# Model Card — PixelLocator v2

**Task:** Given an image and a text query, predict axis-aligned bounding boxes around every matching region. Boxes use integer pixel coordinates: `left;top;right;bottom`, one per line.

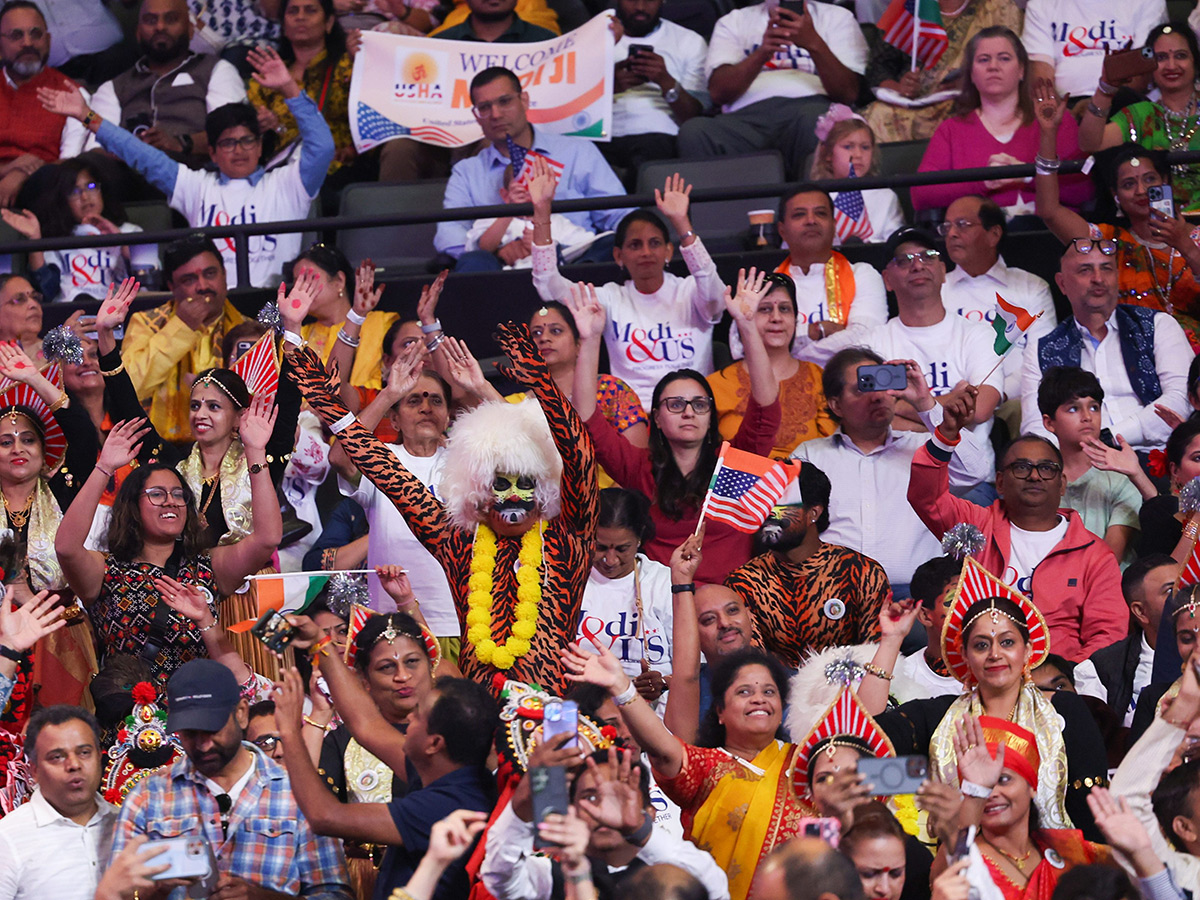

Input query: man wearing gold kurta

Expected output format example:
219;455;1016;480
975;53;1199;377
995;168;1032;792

121;236;245;442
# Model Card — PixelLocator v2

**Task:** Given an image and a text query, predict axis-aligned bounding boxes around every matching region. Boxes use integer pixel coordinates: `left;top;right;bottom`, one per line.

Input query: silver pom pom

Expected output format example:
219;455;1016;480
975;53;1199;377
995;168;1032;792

1181;477;1200;515
257;303;283;334
824;656;863;687
942;522;985;560
326;572;369;618
41;325;83;365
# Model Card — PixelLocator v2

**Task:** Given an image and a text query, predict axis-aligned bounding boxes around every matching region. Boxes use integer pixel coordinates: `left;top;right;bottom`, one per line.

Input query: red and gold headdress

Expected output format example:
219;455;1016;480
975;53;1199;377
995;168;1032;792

0;372;66;474
976;716;1040;790
495;678;613;774
941;557;1049;685
790;686;894;801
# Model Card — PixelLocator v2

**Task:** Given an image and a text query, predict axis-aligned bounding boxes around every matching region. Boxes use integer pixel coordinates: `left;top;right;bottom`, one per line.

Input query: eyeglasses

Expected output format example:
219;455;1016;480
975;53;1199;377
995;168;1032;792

1;27;44;42
214;134;261;152
143;487;187;505
5;290;40;305
1068;238;1117;256
69;182;99;198
936;219;980;236
471;93;520;118
658;396;712;414
1003;459;1063;480
252;734;281;751
890;249;941;270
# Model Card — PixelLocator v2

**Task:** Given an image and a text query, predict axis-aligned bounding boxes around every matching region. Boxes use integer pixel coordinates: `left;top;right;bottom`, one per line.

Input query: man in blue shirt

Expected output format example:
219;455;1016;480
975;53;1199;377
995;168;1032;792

436;65;632;271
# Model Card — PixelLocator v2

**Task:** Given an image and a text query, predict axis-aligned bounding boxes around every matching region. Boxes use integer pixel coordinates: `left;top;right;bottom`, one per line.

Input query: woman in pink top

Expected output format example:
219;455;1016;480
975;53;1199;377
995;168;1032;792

911;26;1092;214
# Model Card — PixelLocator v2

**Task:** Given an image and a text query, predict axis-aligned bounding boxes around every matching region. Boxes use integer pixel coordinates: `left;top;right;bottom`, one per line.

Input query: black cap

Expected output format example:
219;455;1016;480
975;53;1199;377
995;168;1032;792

885;226;939;259
166;659;241;733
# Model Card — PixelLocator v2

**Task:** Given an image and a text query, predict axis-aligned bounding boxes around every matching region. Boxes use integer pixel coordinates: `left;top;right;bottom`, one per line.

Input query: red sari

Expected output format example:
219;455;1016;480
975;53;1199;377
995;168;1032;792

983;830;1111;900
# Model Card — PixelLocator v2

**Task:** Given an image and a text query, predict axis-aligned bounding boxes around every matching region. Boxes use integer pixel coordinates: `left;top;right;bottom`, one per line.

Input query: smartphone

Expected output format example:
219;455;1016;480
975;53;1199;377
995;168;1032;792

250;609;295;655
949;827;972;863
542;700;578;749
857;755;929;795
627;43;653;57
530;765;570;849
796;817;840;847
145;836;214;881
1149;185;1175;221
1099;428;1120;450
777;0;805;14
1102;45;1158;85
856;363;906;393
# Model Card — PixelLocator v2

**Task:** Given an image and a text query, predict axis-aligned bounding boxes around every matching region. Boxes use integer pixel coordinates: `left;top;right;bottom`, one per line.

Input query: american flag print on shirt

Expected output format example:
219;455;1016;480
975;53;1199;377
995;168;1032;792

833;165;873;242
507;134;565;190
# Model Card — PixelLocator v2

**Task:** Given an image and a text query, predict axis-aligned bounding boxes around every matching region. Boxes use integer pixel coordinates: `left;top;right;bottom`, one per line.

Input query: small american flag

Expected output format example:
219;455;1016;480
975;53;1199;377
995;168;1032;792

507;134;564;190
701;443;799;534
878;0;948;68
833;164;873;242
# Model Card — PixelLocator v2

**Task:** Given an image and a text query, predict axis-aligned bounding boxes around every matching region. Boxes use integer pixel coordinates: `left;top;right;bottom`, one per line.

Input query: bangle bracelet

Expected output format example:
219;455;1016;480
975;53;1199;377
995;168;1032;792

303;715;334;733
420;319;442;334
335;329;360;348
99;361;124;377
283;330;304;348
47;392;67;413
1086;101;1109;119
678;230;696;242
671;582;695;594
933;425;961;446
345;308;366;326
1098;78;1117;96
613;681;638;707
863;662;893;681
961;780;993;799
199;616;219;633
330;411;357;434
95;464;113;478
426;334;445;353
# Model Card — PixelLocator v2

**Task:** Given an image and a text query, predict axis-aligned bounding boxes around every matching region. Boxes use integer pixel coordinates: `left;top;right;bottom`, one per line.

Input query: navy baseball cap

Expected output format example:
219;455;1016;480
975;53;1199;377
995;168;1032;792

166;659;241;733
885;226;939;259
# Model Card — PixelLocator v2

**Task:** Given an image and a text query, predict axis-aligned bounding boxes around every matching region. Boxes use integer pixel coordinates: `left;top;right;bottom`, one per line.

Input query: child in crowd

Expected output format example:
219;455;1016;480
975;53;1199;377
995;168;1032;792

464;165;597;269
1039;367;1154;569
0;157;144;302
810;105;904;246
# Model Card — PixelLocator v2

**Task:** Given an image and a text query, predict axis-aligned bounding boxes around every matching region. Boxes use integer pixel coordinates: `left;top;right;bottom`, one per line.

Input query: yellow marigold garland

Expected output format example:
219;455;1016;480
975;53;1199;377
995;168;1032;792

467;522;543;669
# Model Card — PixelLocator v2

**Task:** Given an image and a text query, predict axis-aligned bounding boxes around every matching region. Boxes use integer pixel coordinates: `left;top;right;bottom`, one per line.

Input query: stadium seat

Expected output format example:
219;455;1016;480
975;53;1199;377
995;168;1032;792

877;139;929;225
337;179;450;274
635;152;787;254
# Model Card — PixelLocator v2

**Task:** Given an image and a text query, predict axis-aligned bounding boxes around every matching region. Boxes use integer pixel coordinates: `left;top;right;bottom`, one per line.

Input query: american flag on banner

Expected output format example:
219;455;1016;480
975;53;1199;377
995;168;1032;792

701;443;800;534
231;332;280;406
343;603;375;667
507;134;564;190
878;0;948;68
833;164;873;242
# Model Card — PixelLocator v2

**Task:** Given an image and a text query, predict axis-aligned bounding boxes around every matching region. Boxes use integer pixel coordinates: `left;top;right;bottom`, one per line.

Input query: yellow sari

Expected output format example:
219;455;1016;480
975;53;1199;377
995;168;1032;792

656;740;812;900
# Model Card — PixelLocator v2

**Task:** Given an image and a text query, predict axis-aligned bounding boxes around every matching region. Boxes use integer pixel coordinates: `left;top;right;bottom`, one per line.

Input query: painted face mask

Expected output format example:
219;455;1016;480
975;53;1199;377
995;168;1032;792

492;472;536;525
756;504;807;554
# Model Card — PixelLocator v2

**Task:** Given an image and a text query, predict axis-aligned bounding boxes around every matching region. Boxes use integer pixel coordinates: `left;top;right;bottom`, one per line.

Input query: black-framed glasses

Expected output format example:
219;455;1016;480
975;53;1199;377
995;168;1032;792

1068;238;1117;256
69;182;99;198
143;487;187;505
936;219;980;236
890;249;941;270
252;734;281;751
1;27;44;41
214;134;261;152
1004;459;1063;480
658;396;712;414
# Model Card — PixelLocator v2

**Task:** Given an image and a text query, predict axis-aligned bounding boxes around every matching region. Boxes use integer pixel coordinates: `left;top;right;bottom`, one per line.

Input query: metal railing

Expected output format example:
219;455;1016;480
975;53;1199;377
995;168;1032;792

7;149;1200;286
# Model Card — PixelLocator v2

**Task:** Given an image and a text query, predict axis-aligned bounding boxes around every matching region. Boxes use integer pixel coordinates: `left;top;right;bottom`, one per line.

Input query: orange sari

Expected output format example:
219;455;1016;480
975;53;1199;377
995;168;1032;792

982;830;1111;900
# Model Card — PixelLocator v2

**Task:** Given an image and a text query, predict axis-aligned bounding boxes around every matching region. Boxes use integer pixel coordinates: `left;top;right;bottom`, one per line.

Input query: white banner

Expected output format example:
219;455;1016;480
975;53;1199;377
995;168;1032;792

349;13;615;151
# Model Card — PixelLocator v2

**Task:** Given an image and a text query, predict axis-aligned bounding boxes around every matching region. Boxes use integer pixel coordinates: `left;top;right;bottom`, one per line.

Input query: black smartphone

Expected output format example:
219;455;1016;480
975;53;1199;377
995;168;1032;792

777;0;805;14
627;43;654;57
1099;428;1120;450
856;363;907;392
530;765;570;849
251;609;295;655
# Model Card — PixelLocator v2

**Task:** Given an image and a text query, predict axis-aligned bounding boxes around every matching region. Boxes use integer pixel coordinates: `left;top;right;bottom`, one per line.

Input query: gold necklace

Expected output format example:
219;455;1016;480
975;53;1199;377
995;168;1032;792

3;491;34;528
984;839;1035;872
197;476;219;529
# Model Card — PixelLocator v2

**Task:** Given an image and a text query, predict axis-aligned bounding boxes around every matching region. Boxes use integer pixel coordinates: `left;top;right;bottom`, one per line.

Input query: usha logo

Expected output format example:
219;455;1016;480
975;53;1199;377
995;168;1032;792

394;50;446;102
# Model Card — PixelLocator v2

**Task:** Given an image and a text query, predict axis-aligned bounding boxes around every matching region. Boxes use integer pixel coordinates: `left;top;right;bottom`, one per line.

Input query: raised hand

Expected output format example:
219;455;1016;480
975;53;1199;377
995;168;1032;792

353;258;384;316
527;155;559;211
654;173;692;229
820;768;872;830
1032;76;1066;133
97;418;151;472
938;383;978;441
1086;787;1154;859
536;807;591;867
238;391;278;452
96;277;140;336
561;638;626;690
272;666;307;739
879;597;920;645
574;747;645;832
1155;403;1187;432
0;209;40;240
1081;434;1139;477
248;46;297;94
154;576;213;624
494;321;550;389
562;282;606;341
376;564;416;608
426;810;489;868
0;341;41;384
417;270;449;328
36;84;90;120
724;267;770;323
915;781;965;846
669;529;704;585
440;336;490;396
383;338;425;402
282;613;322;651
279;266;322;330
0;587;64;653
954;715;1003;790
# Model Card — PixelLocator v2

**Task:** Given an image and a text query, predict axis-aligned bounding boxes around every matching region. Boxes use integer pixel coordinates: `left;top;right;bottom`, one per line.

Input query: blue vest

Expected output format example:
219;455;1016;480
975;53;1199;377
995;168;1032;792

1037;305;1162;405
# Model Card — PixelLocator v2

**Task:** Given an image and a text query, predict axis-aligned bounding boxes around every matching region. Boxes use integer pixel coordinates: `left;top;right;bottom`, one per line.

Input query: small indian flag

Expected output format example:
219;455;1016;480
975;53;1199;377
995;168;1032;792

991;292;1040;355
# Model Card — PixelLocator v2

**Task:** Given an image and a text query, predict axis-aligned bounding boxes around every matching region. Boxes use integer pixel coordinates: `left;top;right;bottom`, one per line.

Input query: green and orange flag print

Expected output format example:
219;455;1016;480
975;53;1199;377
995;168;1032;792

991;292;1041;356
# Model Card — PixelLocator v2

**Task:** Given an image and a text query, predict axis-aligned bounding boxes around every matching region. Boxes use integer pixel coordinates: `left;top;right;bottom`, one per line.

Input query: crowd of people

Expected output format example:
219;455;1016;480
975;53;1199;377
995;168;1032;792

6;1;1200;900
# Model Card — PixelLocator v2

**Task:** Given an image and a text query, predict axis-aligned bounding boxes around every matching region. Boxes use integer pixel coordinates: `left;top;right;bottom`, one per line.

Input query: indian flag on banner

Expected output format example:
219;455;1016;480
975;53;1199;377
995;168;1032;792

991;292;1040;355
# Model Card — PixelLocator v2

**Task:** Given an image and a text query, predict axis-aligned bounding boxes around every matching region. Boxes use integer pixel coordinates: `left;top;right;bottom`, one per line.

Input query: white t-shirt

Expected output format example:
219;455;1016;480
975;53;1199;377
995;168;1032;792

465;214;595;267
705;0;868;112
578;555;674;679
1004;517;1068;596
531;238;726;406
170;152;314;288
1022;0;1167;97
614;19;710;136
340;444;459;637
830;189;905;247
46;222;144;302
894;651;962;703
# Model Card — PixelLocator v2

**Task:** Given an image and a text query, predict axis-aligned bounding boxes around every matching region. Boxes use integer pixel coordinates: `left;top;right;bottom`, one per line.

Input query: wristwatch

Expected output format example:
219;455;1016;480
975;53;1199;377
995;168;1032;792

664;86;680;103
178;132;194;155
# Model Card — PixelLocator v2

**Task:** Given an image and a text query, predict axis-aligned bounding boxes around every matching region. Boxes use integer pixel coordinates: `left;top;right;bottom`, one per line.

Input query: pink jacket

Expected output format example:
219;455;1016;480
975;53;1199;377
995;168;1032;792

908;442;1127;662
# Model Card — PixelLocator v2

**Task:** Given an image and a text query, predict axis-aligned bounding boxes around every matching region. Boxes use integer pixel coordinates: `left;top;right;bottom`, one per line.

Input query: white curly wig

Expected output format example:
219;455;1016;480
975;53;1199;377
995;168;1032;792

437;398;563;532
